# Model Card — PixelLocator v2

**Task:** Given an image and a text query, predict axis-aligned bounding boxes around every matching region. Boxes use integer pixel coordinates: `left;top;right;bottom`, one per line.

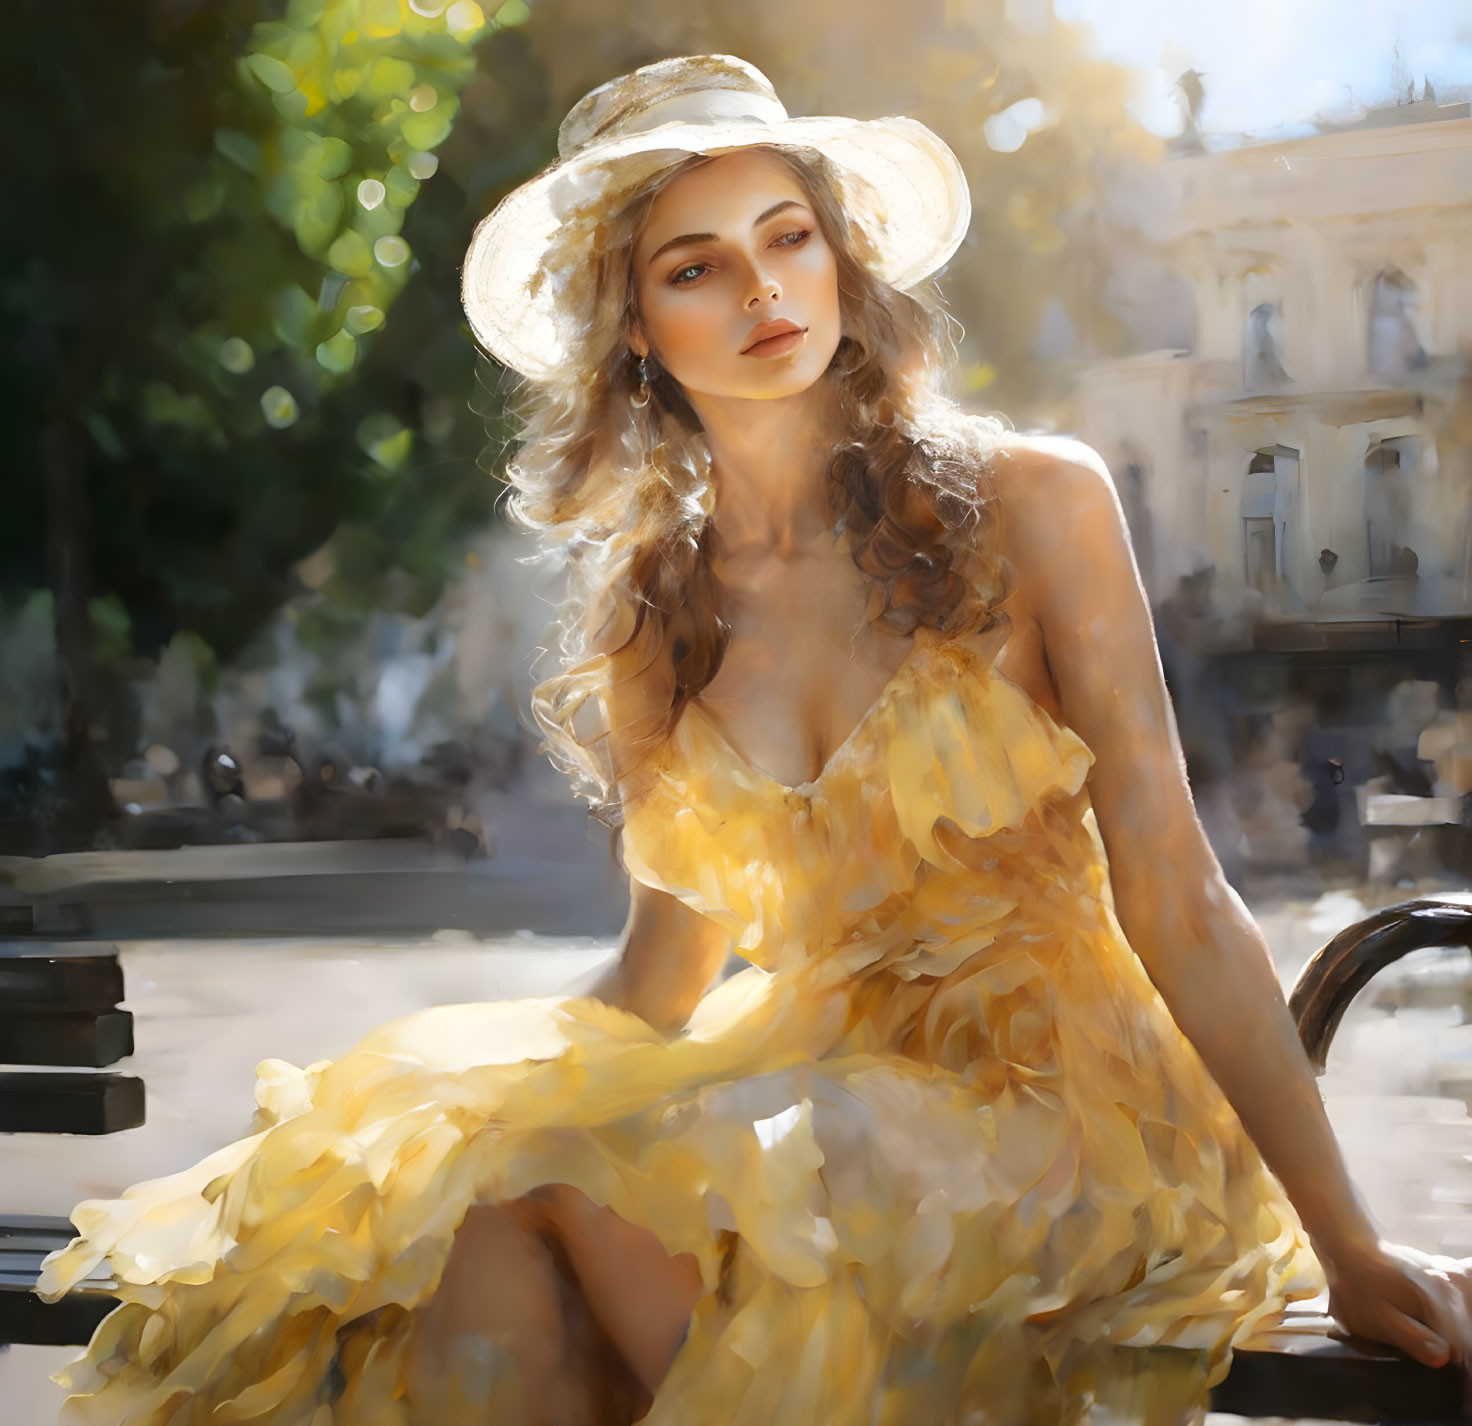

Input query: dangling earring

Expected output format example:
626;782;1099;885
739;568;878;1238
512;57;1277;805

630;354;651;409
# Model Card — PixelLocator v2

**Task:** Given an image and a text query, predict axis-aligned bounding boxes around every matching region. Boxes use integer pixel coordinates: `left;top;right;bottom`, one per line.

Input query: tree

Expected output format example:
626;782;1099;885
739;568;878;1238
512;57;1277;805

2;0;532;845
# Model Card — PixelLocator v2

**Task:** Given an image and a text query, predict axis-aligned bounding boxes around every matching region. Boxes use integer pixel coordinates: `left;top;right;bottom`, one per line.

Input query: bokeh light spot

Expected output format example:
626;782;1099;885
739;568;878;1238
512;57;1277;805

218;337;255;374
409;84;438;113
406;152;439;180
373;235;411;268
984;97;1047;153
357;178;387;210
260;386;300;429
345;304;385;335
446;1;486;39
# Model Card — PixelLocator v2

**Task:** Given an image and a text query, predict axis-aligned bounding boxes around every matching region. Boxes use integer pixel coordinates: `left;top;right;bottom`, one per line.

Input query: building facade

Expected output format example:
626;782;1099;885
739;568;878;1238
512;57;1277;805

1068;104;1472;623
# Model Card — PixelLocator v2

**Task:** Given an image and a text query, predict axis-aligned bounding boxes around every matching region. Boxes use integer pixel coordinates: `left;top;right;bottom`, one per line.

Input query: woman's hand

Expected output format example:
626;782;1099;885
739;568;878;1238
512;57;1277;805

1322;1234;1472;1377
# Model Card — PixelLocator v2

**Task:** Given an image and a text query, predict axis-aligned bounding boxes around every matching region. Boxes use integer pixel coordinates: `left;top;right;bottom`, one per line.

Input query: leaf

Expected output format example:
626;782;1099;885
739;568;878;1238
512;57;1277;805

400;107;454;150
267;284;318;348
272;88;311;122
141;382;217;434
85;410;125;460
383;165;419;207
316;329;357;373
293;177;345;254
317;137;354;181
285;30;324;72
326;229;374;277
364;56;416;100
286;0;328;24
356;199;404;239
183;175;227;223
363;0;405;35
245;52;297;95
88;594;132;665
214;128;262;174
356;412;412;470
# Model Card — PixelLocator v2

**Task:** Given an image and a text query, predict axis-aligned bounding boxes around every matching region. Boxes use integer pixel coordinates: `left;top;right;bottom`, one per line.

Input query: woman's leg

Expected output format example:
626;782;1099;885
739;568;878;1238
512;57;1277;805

406;1198;645;1426
532;1182;705;1395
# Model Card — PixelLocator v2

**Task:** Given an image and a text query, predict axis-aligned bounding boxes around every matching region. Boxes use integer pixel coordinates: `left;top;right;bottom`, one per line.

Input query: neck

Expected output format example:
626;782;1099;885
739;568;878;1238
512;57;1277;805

684;377;842;558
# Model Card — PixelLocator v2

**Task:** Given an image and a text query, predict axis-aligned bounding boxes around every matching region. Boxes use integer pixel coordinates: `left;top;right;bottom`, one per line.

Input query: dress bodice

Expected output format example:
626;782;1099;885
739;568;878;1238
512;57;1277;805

620;625;1100;979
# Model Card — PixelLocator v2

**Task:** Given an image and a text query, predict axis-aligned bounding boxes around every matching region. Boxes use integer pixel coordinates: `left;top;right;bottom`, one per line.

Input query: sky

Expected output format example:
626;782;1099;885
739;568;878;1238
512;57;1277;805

1053;0;1472;140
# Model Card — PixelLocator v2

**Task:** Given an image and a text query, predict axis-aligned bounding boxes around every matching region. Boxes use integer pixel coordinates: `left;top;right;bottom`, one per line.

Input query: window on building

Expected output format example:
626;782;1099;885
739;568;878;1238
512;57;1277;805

1242;452;1278;594
1244;302;1290;390
1242;446;1301;601
1244;517;1276;595
1365;435;1420;575
1367;267;1426;378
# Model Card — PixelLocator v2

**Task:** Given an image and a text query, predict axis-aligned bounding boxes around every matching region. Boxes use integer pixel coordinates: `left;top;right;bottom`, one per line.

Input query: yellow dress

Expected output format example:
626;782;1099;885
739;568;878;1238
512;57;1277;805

41;625;1322;1424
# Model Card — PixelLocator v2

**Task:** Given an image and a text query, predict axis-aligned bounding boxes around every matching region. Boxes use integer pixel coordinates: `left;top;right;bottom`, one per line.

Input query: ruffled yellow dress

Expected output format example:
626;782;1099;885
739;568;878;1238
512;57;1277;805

41;626;1322;1424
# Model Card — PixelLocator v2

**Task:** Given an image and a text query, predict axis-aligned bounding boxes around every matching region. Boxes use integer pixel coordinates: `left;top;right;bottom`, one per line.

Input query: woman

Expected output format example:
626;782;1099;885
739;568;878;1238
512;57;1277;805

42;53;1472;1426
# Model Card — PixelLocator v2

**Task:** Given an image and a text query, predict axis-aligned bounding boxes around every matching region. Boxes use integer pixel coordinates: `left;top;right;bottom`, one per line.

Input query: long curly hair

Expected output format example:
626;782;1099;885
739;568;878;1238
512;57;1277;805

499;144;1009;825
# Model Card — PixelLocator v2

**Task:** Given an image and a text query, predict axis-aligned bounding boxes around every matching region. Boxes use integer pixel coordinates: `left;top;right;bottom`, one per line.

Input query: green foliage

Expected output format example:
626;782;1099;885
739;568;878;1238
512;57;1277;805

88;595;133;667
218;0;514;420
2;0;541;673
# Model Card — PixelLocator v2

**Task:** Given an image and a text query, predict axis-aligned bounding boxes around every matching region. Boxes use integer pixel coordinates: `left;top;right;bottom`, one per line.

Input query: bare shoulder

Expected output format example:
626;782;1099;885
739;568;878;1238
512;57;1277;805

986;432;1115;517
982;432;1123;582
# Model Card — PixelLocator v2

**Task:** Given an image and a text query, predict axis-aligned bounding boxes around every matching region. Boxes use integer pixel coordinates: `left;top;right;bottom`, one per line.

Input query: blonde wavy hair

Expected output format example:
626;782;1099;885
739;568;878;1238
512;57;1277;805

500;144;1009;825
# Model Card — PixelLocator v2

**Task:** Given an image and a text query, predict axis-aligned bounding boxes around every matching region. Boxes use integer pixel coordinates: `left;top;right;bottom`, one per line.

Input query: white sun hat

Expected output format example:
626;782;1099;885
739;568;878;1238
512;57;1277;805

460;54;972;381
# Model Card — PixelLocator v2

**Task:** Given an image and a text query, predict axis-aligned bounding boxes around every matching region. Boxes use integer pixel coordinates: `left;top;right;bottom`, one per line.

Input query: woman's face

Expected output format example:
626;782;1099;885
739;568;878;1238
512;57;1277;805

630;149;843;404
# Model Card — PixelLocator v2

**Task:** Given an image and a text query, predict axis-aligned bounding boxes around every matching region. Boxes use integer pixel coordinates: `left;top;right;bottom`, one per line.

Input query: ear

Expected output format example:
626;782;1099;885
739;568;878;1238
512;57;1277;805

628;321;649;360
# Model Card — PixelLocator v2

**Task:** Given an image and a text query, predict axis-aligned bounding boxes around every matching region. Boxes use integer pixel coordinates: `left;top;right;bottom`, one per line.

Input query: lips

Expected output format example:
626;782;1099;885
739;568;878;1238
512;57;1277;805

741;319;805;354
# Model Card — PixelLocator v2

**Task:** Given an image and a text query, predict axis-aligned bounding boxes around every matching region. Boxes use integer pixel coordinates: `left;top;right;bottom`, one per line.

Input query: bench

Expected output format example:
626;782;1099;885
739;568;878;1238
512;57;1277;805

4;901;1472;1421
0;940;144;1347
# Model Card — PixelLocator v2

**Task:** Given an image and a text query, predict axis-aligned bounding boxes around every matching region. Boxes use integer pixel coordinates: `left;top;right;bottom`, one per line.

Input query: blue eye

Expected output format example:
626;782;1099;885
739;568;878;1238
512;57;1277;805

667;231;811;288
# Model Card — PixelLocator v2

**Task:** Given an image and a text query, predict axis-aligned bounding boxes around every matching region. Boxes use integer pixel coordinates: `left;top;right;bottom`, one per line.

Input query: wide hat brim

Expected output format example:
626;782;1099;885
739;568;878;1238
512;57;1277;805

461;113;971;381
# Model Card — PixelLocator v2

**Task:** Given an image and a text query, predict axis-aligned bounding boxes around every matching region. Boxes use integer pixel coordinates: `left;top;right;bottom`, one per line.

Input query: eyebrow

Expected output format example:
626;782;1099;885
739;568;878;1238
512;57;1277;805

644;199;808;266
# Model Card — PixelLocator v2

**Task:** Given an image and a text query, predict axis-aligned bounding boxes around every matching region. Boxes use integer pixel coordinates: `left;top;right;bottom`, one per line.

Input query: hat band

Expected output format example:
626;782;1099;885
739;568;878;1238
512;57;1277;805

568;88;789;156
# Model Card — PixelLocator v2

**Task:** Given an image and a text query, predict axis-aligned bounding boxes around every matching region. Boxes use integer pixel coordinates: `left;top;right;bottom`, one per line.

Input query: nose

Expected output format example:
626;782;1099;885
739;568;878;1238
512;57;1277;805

743;258;782;310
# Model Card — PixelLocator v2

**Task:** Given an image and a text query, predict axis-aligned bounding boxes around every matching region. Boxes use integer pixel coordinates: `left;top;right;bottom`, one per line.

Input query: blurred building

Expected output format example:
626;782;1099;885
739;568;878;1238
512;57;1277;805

1067;101;1472;878
1069;100;1472;628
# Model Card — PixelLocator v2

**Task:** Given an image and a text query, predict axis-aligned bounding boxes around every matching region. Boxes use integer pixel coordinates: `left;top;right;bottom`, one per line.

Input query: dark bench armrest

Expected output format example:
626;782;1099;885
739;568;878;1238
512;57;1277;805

1289;899;1472;1072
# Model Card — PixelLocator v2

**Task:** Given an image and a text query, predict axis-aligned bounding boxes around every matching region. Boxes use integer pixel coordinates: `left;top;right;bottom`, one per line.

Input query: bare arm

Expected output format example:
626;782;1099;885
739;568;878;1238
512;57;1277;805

593;877;732;1036
997;436;1471;1368
589;642;732;1035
